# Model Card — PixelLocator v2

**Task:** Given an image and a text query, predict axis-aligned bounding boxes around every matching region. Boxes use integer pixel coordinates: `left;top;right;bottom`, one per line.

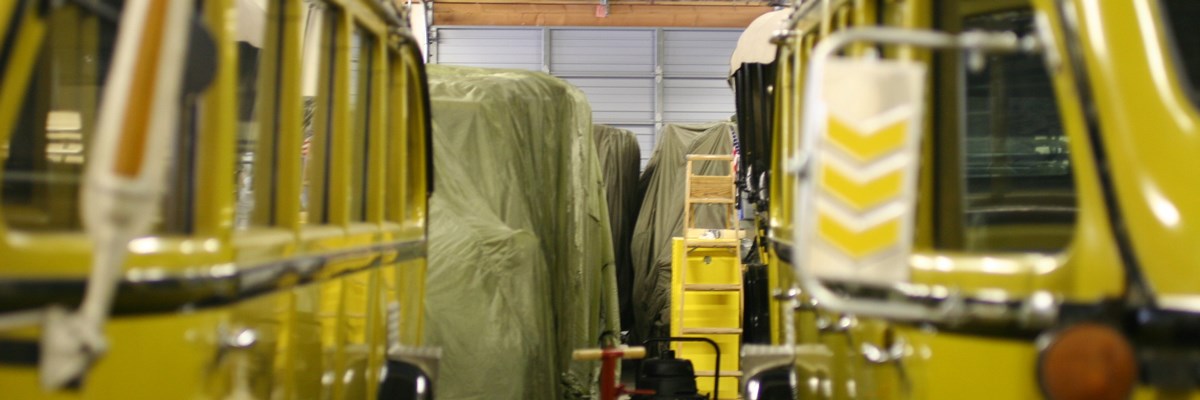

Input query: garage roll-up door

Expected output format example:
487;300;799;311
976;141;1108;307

433;27;742;167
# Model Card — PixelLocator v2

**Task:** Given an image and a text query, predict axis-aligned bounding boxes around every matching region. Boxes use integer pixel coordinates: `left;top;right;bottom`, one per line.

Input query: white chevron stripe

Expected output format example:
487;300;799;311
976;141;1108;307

819;148;914;183
810;244;909;286
826;104;918;137
814;197;907;232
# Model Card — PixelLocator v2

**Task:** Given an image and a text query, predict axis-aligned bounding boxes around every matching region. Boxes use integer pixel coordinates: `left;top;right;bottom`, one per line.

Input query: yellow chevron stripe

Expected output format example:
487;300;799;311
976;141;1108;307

817;213;901;259
819;165;903;211
826;116;908;162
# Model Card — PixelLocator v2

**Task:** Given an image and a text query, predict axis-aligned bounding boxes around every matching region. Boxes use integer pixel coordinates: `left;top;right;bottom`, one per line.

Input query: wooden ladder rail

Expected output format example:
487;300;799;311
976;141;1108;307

676;154;744;398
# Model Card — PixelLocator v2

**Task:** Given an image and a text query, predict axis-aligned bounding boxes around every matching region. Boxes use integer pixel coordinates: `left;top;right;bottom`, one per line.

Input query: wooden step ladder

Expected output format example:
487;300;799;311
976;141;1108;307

682;154;740;249
672;154;743;399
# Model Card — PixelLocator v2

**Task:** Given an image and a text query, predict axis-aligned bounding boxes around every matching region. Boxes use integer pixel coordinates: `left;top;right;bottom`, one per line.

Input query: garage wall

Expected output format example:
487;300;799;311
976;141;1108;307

431;27;741;166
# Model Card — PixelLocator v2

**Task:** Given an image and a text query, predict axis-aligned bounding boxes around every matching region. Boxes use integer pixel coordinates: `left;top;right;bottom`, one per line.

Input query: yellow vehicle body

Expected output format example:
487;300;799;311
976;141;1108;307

753;0;1200;398
0;0;432;398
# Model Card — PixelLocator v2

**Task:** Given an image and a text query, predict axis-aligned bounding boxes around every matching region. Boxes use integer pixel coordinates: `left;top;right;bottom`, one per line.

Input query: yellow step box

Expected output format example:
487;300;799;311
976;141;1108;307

670;238;743;400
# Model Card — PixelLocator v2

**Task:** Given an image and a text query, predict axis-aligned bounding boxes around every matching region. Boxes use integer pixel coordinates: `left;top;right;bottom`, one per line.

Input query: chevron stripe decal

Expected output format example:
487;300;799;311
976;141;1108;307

826;116;908;162
817;212;901;258
804;58;927;287
819;162;904;212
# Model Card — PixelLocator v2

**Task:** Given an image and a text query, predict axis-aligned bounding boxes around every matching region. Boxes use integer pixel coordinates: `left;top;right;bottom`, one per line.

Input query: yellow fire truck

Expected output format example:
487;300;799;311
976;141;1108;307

730;0;1200;398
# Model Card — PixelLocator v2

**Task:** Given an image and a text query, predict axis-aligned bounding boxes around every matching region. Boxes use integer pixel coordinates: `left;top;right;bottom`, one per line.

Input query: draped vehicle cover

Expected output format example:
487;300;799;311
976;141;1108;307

592;125;643;331
630;121;736;343
424;65;619;400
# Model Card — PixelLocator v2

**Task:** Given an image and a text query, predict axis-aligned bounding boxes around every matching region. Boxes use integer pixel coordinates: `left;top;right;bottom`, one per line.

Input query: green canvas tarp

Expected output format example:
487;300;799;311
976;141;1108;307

630;121;736;343
592;125;642;331
424;65;619;399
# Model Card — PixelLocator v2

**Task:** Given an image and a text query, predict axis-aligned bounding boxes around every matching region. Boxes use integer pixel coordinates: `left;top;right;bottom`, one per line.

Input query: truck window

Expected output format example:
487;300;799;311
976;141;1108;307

2;4;198;234
955;10;1077;252
1161;0;1200;102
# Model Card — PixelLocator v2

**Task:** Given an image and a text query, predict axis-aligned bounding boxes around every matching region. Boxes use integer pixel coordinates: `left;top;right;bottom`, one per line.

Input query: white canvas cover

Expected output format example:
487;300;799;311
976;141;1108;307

729;9;790;77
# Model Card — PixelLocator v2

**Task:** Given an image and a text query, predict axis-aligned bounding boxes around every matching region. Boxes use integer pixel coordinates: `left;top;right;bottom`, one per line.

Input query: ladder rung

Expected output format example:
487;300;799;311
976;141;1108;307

688;197;736;204
683;284;742;292
684;239;739;248
685;228;744;238
695;370;744;377
682;327;743;335
686;154;735;161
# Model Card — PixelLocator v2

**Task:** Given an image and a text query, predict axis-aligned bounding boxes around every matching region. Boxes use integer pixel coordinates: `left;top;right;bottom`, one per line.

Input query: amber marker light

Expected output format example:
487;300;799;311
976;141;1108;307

1038;323;1137;400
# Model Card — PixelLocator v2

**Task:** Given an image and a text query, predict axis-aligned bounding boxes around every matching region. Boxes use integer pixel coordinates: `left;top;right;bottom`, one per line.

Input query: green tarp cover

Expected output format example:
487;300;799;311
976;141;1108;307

630;121;736;343
425;65;619;399
592;125;642;331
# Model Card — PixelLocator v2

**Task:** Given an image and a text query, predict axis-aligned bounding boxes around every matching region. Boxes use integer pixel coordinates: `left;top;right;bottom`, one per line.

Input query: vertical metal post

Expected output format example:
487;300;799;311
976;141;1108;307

542;27;552;73
425;2;435;63
428;27;438;64
654;28;665;138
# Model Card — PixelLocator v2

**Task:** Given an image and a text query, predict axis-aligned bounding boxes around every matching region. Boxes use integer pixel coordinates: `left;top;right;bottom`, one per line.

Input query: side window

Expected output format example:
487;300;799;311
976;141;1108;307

403;62;428;224
2;4;200;234
2;6;124;231
1161;0;1200;101
348;27;374;222
234;0;268;229
953;10;1076;252
385;52;408;224
300;5;334;224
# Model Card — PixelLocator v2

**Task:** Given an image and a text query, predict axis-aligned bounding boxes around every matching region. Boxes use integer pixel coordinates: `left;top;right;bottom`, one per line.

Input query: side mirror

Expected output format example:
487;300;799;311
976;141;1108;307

789;27;1040;323
379;359;435;400
379;345;441;400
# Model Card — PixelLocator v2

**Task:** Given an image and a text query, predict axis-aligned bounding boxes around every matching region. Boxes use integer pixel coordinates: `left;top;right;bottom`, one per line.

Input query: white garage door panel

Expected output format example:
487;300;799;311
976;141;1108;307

663;30;740;77
664;56;735;76
566;77;654;122
439;44;541;56
553;43;655;56
553;55;652;70
551;30;655;75
437;54;540;65
664;78;734;122
566;78;657;88
553;29;652;41
436;28;542;71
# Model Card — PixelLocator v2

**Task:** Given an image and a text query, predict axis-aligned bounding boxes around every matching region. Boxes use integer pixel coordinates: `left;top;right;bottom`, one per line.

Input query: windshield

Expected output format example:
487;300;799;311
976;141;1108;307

2;5;120;232
1160;0;1200;104
955;9;1077;252
1;3;196;234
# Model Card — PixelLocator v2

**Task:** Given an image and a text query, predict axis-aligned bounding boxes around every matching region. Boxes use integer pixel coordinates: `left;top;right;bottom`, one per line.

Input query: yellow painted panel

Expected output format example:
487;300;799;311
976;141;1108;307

291;283;327;397
896;326;1042;400
1133;388;1200;400
820;165;904;211
826;116;907;162
395;258;427;346
817;213;901;258
0;303;225;398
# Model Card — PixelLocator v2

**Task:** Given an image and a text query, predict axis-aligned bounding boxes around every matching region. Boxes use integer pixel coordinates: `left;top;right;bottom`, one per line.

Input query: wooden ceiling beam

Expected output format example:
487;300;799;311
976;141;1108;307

434;0;771;5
